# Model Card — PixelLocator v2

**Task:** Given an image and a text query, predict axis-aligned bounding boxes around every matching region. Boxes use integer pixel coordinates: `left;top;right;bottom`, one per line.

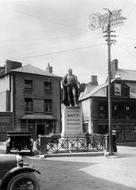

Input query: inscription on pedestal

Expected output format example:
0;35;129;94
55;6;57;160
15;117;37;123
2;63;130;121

61;106;84;138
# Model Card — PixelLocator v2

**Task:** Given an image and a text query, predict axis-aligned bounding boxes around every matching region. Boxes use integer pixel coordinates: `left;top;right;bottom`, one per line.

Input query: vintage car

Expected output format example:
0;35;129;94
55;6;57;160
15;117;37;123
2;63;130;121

0;154;40;190
5;131;34;155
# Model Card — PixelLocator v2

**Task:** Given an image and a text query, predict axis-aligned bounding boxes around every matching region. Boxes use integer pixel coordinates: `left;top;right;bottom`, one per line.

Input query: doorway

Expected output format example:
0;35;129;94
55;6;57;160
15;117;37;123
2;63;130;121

37;124;45;136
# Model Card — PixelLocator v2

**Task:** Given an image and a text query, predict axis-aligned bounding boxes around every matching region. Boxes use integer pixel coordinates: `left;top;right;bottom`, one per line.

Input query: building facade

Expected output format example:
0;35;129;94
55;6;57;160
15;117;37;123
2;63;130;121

79;59;136;142
0;60;62;140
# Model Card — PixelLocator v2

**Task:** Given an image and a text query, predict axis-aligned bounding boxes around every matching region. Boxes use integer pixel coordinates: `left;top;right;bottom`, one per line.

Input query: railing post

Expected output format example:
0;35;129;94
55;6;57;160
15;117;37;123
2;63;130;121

40;136;47;154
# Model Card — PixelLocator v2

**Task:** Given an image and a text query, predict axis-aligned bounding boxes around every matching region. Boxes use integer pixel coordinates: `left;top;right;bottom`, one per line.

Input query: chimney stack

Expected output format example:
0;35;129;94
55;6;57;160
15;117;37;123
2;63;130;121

90;75;98;85
5;60;22;74
111;59;118;78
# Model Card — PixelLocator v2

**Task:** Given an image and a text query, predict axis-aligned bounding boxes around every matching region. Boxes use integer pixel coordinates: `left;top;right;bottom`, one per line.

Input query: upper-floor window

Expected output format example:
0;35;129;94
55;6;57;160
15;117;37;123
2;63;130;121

99;104;108;119
44;81;51;91
126;106;130;111
100;105;104;111
44;99;52;113
112;103;123;119
25;98;33;112
24;80;33;89
125;103;136;119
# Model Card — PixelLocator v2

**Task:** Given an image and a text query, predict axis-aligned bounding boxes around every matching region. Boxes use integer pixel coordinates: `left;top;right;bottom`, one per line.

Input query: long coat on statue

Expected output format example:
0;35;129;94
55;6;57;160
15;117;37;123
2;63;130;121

62;74;79;107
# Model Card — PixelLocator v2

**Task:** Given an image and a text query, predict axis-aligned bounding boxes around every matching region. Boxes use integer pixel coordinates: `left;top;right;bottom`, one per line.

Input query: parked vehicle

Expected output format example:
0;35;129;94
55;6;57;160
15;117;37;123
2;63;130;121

0;154;40;190
5;131;34;155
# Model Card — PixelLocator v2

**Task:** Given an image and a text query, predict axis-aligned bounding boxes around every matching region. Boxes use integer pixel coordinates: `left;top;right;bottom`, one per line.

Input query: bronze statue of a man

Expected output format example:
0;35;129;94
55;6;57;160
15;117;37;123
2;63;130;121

62;69;80;107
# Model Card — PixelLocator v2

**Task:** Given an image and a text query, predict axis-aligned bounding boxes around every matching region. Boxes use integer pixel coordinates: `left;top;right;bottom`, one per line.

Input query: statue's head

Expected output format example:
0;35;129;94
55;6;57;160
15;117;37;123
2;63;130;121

68;68;72;74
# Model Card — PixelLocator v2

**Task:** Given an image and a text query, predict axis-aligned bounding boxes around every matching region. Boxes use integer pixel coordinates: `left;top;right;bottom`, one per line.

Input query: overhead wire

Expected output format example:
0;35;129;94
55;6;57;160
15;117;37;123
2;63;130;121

116;37;134;47
117;35;136;41
0;34;104;57
0;9;102;49
1;1;136;66
116;43;136;57
0;0;109;51
117;38;136;46
0;32;102;45
0;43;105;63
0;3;94;45
15;9;85;32
0;6;103;57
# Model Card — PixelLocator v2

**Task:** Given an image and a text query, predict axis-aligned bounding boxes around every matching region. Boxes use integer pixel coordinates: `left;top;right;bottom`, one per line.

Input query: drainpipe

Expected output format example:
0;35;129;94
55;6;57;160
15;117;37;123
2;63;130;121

13;74;16;129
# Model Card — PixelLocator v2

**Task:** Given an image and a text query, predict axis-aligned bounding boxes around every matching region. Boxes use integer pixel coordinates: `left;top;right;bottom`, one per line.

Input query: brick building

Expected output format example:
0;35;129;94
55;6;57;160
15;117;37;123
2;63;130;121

0;60;62;140
79;59;136;142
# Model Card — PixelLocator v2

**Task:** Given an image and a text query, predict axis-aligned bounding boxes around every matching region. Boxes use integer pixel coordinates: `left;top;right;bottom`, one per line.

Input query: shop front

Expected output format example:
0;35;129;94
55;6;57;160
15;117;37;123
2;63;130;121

21;115;55;140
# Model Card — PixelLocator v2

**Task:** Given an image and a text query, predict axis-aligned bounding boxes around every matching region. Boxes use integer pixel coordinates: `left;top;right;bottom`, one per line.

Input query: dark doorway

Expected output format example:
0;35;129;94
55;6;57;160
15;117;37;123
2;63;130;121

37;124;45;136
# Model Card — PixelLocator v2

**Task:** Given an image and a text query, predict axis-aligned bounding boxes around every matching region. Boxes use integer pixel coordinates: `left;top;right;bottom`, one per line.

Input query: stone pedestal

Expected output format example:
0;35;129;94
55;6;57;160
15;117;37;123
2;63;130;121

61;106;84;138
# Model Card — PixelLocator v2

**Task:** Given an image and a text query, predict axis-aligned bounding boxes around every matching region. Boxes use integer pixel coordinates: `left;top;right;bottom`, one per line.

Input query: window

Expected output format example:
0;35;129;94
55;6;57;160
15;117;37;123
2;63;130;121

126;106;130;111
25;98;33;112
125;105;130;120
114;105;117;111
112;103;123;119
24;80;33;89
99;104;108;119
125;103;136;119
44;81;51;91
33;99;44;113
98;125;108;134
100;106;104;111
46;120;54;135
44;99;52;113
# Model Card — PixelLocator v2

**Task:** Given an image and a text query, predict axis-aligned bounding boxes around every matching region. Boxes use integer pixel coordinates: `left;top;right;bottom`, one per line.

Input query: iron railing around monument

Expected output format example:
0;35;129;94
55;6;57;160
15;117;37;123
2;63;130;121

38;134;108;154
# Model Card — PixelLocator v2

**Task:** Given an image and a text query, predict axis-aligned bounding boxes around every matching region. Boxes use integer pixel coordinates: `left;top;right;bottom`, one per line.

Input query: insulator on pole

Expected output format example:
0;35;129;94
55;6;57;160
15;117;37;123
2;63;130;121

103;30;108;33
103;35;108;38
110;35;116;37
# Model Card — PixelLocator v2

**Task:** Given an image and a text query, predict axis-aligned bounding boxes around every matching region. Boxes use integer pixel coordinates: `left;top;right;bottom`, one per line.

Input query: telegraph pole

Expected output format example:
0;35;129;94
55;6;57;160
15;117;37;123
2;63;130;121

103;8;114;155
89;8;125;155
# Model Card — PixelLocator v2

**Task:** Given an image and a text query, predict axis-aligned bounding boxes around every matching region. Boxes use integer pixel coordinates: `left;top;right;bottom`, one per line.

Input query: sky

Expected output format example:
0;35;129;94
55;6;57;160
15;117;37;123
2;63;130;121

0;0;136;84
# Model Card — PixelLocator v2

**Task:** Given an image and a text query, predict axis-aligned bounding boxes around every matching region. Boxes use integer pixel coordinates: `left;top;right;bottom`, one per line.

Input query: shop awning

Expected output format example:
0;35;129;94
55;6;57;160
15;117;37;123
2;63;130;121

21;114;55;120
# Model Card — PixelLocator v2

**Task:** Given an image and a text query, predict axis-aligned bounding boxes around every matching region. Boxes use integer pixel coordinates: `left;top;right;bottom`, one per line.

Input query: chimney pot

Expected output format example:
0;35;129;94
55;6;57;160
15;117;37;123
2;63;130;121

46;63;53;73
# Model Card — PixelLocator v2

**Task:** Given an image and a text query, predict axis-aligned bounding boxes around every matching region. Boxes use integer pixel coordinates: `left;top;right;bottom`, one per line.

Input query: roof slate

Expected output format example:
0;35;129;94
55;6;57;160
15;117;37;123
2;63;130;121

11;64;61;78
79;82;108;101
116;69;136;81
80;67;136;101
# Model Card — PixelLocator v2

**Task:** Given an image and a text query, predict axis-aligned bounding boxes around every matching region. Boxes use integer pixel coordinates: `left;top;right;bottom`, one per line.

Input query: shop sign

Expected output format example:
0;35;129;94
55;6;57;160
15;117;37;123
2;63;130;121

114;83;121;96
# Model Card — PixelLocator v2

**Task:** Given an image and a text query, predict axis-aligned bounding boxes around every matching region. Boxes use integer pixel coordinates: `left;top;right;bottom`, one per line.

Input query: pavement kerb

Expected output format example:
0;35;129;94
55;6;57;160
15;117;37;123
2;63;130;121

33;151;104;159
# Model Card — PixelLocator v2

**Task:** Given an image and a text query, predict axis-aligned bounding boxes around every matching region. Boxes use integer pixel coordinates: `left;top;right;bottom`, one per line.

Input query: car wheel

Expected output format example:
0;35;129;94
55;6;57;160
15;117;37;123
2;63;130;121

30;148;33;156
7;172;40;190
